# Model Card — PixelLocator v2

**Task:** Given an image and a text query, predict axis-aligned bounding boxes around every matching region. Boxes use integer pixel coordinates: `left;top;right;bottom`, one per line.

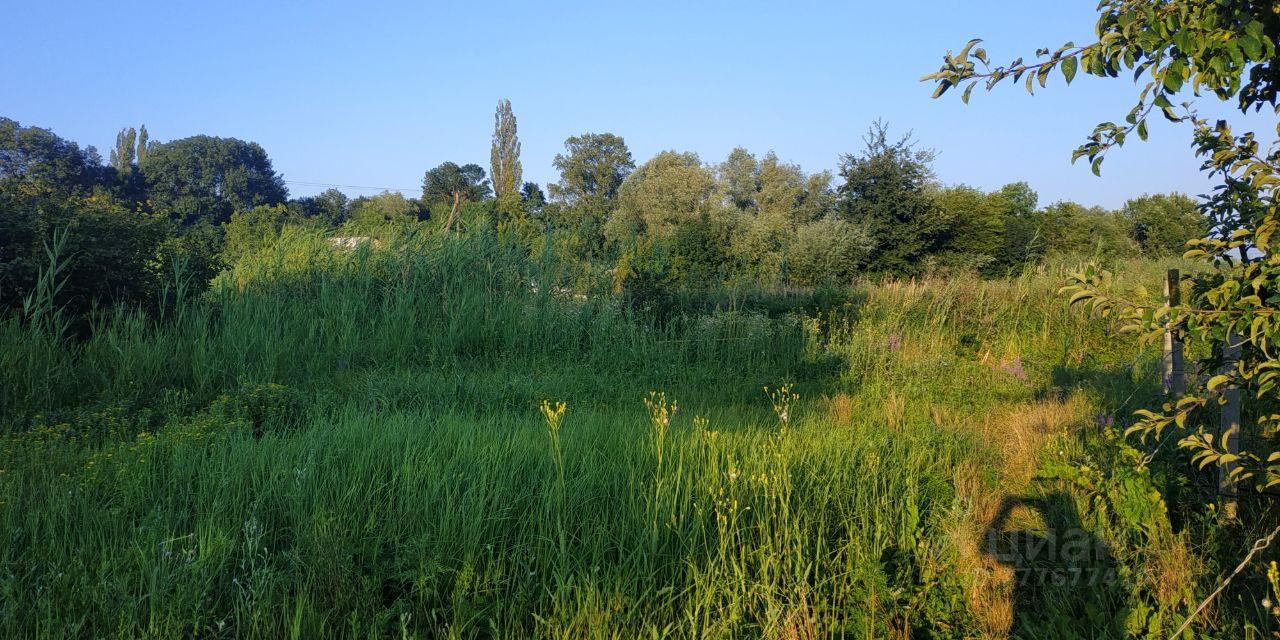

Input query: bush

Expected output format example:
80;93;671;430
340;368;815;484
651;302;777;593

0;189;166;316
788;216;874;286
613;237;679;323
209;382;305;437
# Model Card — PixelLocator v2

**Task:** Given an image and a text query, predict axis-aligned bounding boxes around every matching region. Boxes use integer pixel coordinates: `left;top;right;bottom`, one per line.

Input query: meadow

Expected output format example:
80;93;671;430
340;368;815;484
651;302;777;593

0;230;1274;639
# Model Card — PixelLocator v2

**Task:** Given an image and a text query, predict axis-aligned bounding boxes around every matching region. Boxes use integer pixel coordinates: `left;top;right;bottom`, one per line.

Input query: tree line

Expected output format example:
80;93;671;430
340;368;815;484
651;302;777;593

0;107;1206;317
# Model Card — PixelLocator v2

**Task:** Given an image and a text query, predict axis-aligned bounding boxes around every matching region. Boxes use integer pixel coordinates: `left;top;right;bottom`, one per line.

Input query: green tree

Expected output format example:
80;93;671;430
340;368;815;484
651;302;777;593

0;189;165;314
140;135;287;226
731;208;794;285
136;125;151;165
1121;192;1207;256
1036;200;1134;258
490;99;522;217
795;171;837;223
718;147;760;211
421;162;490;206
158;220;224;294
222;204;290;263
109;125;153;197
757;152;806;222
612;235;678;323
671;211;731;286
548;133;634;257
995;182;1043;267
608;151;715;244
549;133;634;208
291;188;350;227
349;190;418;229
520;181;546;217
0;117;106;195
930;185;1006;272
110;127;137;174
788;216;874;286
927;0;1280;510
837;121;944;275
422;162;490;232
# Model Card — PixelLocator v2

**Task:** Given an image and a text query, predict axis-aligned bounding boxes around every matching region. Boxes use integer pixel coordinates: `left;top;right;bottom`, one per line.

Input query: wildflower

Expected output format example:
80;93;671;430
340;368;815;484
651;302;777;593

539;400;567;434
887;334;902;351
764;383;799;432
1001;356;1027;382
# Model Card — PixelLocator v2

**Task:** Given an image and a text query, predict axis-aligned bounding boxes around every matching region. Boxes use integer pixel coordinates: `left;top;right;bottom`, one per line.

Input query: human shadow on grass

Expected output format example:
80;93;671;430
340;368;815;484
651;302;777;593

985;493;1130;639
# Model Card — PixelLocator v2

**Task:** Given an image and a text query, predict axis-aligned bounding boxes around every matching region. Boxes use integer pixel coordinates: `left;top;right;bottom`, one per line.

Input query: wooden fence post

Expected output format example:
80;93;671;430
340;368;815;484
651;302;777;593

1163;269;1184;396
1220;330;1241;523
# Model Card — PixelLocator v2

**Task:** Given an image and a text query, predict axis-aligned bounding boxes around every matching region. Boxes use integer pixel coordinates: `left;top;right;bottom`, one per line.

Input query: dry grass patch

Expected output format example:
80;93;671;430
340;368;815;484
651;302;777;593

943;393;1091;637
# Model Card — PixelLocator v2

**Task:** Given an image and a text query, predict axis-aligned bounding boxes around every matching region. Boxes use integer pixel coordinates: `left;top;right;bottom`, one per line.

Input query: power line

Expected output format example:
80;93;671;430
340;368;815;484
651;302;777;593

284;179;417;193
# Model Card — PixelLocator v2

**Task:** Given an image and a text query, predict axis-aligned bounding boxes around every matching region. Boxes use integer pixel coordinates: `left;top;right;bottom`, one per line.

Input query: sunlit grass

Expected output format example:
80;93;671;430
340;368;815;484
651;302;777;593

1;232;1213;638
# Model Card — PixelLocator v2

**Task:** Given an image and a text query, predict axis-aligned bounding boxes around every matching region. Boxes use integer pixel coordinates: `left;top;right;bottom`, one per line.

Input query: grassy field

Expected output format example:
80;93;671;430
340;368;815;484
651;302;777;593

1;230;1274;638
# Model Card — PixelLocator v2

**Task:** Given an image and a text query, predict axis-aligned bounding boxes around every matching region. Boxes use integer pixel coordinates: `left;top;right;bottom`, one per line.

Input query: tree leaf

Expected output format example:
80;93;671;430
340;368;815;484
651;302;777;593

1062;56;1078;84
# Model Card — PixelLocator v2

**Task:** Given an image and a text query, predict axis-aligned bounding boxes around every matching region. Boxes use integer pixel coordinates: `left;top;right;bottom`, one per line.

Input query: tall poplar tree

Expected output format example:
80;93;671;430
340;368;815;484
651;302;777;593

490;99;522;217
110;127;137;173
136;125;150;165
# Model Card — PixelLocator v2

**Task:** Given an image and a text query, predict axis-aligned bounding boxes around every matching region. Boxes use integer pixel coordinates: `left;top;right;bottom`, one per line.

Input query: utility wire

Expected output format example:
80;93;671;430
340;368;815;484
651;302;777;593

284;179;417;193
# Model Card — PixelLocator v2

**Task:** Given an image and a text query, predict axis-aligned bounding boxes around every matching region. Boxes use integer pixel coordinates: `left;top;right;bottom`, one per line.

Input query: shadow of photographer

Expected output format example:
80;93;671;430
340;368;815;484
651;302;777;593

984;493;1130;638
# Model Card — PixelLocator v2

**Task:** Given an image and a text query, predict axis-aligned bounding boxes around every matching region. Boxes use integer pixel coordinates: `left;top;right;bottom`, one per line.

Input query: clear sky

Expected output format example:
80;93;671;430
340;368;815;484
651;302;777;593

4;0;1273;209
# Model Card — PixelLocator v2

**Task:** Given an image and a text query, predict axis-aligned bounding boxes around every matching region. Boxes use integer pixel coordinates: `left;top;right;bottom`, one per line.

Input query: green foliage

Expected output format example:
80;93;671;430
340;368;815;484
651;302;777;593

1121;192;1208;256
347;190;419;230
420;161;490;206
548;132;634;210
209;382;305;437
997;181;1043;267
136;125;150;166
612;236;678;323
756;152;806;220
1040;428;1197;637
140;135;287;226
156;220;225;298
290;188;350;227
787;216;874;286
490;99;523;218
519;181;545;217
222;204;291;264
1039;200;1136;259
930;185;1005;273
731;207;794;285
670;211;731;287
0;188;166;315
0;116;107;195
933;0;1280;495
109;126;137;173
608;150;715;244
924;0;1278;173
837;121;945;274
718;146;759;211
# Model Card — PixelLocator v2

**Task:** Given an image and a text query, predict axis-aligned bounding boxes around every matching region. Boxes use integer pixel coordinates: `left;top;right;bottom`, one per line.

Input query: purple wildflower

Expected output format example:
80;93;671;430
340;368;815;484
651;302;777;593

887;334;902;352
1001;356;1027;382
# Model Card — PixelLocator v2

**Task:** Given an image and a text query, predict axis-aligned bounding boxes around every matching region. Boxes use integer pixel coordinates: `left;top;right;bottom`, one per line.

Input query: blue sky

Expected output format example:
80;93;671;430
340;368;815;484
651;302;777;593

4;0;1273;208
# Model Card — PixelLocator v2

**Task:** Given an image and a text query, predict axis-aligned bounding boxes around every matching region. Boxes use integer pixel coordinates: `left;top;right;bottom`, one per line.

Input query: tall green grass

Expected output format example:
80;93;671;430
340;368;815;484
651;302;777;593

3;230;1256;638
1;230;809;430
